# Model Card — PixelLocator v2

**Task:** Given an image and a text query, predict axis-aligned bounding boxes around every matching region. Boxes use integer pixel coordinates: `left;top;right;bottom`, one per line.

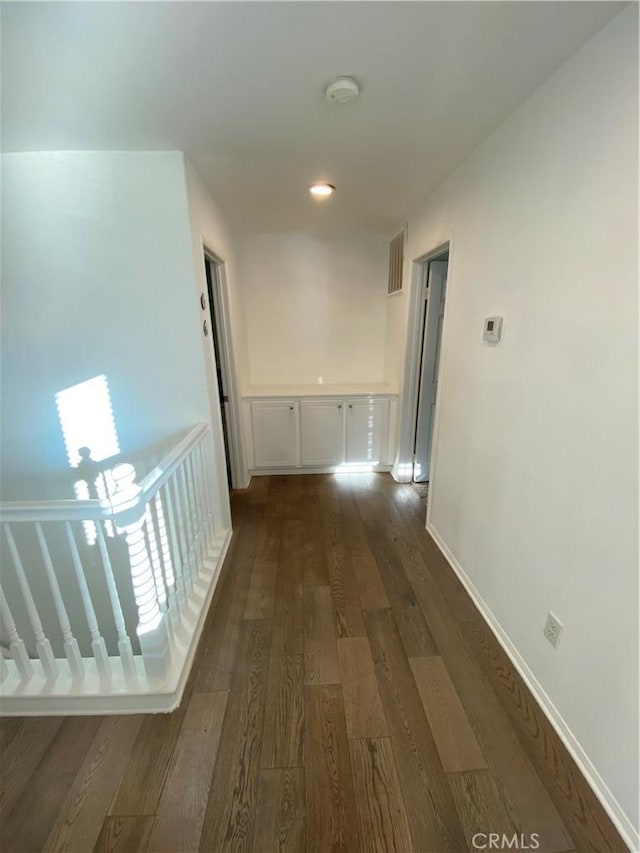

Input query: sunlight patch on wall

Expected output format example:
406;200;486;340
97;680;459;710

55;374;120;467
56;374;120;544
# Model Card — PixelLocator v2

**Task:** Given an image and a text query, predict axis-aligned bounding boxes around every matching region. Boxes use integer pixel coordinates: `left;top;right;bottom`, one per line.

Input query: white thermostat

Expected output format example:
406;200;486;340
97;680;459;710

482;316;503;344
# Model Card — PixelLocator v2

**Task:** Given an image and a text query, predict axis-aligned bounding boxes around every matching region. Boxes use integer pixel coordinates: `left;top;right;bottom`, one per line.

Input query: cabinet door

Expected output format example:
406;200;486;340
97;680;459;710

300;399;344;466
251;401;299;468
345;398;390;465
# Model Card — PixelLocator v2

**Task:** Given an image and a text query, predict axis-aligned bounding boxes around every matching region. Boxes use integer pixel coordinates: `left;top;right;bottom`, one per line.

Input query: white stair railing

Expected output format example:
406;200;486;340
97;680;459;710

0;424;231;715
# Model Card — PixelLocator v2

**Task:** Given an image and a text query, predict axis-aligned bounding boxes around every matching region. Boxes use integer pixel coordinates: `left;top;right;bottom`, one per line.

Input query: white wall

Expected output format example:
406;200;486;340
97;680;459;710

183;158;248;493
0;151;212;497
239;232;389;387
388;7;638;841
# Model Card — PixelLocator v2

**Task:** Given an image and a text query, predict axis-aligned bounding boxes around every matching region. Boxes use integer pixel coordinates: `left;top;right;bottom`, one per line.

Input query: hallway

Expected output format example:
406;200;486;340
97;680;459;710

0;474;624;852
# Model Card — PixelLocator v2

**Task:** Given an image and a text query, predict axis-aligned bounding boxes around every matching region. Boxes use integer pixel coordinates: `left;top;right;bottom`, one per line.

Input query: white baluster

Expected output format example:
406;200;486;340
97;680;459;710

95;524;136;679
191;442;210;553
204;438;217;540
197;440;216;544
161;482;187;604
65;522;110;677
143;504;168;611
170;472;193;594
0;588;33;680
185;454;205;573
35;523;84;678
3;524;57;679
153;492;180;622
178;465;198;585
111;464;170;681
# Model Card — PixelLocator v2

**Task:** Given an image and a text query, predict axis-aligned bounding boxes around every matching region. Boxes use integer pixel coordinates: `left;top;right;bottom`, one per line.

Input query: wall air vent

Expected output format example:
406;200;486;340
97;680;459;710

388;229;405;295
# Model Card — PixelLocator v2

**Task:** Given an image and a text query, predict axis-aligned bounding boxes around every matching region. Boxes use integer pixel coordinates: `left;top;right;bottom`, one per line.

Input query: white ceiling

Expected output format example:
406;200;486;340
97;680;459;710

1;1;625;233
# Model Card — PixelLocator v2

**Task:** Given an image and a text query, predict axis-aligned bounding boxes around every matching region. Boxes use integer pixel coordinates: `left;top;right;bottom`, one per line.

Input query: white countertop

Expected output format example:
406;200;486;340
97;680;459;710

242;383;398;398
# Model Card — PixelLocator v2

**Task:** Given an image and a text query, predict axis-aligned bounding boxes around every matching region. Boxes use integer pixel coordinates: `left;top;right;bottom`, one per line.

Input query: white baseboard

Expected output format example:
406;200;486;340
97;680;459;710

391;461;413;483
426;520;639;853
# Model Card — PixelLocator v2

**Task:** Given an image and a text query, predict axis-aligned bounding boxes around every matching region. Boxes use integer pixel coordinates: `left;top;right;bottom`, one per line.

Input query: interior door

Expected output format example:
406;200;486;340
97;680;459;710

414;259;448;482
205;256;233;488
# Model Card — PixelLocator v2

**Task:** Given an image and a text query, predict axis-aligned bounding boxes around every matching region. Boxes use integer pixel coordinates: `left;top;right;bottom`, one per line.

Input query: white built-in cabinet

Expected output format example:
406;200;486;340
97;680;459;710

250;400;299;468
344;398;389;465
300;399;344;466
244;394;394;472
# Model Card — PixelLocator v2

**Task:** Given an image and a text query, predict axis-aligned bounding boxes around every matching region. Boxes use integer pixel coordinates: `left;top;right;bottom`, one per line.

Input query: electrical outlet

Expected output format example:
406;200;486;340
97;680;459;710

544;611;563;649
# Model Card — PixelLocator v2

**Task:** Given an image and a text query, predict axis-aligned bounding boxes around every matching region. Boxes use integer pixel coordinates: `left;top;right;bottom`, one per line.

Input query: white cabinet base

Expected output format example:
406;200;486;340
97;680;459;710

247;463;394;476
243;395;396;475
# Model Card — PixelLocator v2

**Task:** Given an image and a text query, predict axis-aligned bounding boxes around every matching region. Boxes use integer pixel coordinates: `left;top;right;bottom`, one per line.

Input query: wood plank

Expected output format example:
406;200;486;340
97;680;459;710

193;555;254;690
352;475;388;522
364;519;438;656
322;499;366;638
363;609;467;853
0;717;63;825
393;534;576;852
447;769;519;848
282;475;305;522
304;586;340;685
415;531;481;622
110;709;185;815
327;546;367;638
305;684;361;853
337;636;388;739
93;816;154;853
385;496;482;623
248;474;271;504
43;715;143;853
261;655;304;769
244;558;278;620
351;554;390;610
349;738;414;853
0;717;25;753
302;490;329;587
2;717;103;853
409;655;487;773
194;503;266;691
461;618;622;852
338;489;374;559
252;768;305;853
199;619;272;852
271;519;304;656
260;477;286;561
146;691;228;853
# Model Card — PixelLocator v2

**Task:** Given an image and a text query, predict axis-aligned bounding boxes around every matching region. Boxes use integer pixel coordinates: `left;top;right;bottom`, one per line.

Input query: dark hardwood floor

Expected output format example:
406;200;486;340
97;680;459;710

0;474;627;852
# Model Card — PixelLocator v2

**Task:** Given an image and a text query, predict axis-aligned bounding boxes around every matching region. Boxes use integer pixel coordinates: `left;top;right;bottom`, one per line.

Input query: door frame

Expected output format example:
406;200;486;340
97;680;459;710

394;238;453;502
413;257;448;483
202;247;247;490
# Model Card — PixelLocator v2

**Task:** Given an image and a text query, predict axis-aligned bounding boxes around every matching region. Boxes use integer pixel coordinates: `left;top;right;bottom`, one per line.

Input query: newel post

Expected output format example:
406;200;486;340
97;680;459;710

111;464;172;682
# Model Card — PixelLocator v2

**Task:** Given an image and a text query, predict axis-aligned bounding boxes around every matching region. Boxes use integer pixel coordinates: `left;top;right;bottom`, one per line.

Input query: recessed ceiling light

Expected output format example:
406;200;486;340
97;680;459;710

309;182;335;198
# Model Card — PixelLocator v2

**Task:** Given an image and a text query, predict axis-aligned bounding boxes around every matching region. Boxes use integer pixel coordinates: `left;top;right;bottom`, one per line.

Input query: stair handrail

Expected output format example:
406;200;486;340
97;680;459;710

0;423;209;525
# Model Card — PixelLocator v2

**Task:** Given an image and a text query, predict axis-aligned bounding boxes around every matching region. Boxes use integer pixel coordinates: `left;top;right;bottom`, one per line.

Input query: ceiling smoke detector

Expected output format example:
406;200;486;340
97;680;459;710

325;77;360;104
